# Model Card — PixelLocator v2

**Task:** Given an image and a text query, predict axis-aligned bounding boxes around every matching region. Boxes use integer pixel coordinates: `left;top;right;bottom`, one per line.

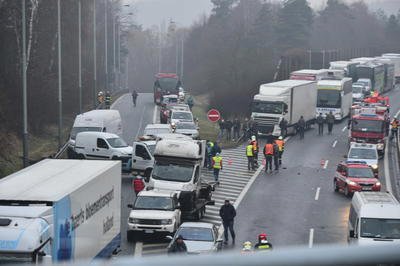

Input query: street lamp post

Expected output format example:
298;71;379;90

57;0;63;149
104;0;108;91
21;0;29;167
78;0;82;113
93;0;97;108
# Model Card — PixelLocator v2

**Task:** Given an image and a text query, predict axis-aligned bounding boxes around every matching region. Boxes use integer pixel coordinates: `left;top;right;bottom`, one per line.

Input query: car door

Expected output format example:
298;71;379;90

90;138;111;159
132;143;153;171
336;164;346;189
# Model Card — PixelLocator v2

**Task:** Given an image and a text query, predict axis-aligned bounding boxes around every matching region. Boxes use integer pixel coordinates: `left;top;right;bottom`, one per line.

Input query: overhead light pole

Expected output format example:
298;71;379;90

104;0;108;91
93;0;97;108
78;0;82;113
21;0;29;167
57;0;63;149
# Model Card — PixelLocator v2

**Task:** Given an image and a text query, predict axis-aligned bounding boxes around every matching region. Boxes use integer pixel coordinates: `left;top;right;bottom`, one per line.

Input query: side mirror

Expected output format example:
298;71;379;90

165;235;173;241
127;204;133;208
349;230;355;238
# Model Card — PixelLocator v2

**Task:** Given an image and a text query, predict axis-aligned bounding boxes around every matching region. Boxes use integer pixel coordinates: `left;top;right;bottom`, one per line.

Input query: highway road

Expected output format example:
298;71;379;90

111;87;400;258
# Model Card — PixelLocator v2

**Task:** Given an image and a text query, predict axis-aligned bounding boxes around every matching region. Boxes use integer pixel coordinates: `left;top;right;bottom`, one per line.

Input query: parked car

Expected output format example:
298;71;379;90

175;122;200;139
334;161;381;197
170;110;194;124
144;124;173;137
167;222;223;254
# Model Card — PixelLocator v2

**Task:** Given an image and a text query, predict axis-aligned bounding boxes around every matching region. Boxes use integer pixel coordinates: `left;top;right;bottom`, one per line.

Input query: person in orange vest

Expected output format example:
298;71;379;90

391;118;399;140
251;136;259;167
274;136;285;166
212;153;223;184
263;141;274;173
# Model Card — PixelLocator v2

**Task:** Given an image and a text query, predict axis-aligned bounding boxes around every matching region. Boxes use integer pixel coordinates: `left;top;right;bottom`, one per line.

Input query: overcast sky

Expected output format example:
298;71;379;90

124;0;400;29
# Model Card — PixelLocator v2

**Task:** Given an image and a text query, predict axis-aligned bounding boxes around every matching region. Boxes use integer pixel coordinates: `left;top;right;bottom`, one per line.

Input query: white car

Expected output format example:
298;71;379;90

144;124;173;137
167;222;223;254
352;83;366;102
356;78;372;93
175;122;200;139
170;110;194;124
347;142;379;176
127;190;181;241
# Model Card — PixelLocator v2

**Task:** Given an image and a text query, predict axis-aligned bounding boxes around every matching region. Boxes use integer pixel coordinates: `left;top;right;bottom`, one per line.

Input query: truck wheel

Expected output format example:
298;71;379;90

127;231;135;242
76;154;85;159
334;180;339;192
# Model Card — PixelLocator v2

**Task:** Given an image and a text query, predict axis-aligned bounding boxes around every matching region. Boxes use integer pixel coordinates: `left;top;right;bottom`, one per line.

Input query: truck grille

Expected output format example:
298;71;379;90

138;219;162;225
254;116;280;126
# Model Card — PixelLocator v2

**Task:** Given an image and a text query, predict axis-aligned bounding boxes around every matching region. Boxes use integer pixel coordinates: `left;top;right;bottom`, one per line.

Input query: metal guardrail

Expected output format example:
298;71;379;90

94;244;400;266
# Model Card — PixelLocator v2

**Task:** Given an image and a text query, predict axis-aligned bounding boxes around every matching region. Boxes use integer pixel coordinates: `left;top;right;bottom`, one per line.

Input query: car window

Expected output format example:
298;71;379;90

136;144;151;160
97;138;109;149
349;148;377;160
177;227;214;242
348;167;374;178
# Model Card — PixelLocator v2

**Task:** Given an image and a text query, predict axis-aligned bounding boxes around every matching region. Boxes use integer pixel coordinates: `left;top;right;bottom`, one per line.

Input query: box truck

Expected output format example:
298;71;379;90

251;80;317;135
0;159;121;264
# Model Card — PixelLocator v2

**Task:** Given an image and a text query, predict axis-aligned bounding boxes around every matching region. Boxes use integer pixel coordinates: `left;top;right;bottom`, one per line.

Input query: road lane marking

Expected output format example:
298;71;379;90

342;126;346;132
332;140;337;148
152;104;157;124
134;241;143;257
384;137;393;194
233;164;264;208
110;93;127;109
309;228;314;248
135;105;147;139
323;160;329;169
315;187;320;201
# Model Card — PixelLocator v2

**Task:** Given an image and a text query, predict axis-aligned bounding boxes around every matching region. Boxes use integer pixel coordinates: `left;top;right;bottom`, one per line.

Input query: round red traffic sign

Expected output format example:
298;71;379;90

207;109;221;122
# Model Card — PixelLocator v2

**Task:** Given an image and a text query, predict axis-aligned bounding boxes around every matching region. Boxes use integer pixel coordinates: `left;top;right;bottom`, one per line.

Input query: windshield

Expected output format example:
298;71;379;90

360;218;400;239
349;148;377;160
317;89;341;108
134;196;173;211
152;161;194;182
352;119;384;133
177;227;214;242
172;112;193;121
176;123;197;130
252;101;284;114
158;77;179;91
70;126;102;140
144;128;171;136
348;167;374;178
146;144;156;155
107;137;128;148
357;80;370;87
352;85;363;94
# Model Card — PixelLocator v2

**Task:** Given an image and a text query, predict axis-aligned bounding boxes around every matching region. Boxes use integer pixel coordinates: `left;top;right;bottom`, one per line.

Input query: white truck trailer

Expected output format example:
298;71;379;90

251;80;318;135
0;159;121;264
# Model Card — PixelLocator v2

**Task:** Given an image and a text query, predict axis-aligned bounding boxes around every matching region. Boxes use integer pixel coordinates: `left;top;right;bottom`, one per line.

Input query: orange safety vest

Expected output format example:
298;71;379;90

392;121;399;129
264;144;274;155
275;140;284;152
251;140;258;152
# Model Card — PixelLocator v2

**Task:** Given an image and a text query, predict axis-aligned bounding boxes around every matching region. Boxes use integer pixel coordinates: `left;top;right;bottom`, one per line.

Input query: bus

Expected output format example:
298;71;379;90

316;78;353;120
153;73;181;105
356;63;385;93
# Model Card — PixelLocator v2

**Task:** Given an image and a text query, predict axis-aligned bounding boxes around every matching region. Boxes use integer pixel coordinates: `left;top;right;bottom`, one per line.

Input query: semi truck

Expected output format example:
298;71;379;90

289;69;328;81
356;63;385;93
381;53;400;83
251;80;318;135
0;159;121;264
148;138;214;220
374;57;396;91
153;73;182;105
329;61;359;82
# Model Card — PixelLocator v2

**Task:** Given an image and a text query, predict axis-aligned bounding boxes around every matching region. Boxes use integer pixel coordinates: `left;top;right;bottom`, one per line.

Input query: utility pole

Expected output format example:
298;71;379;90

21;0;29;167
57;0;63;149
126;55;129;89
181;32;184;81
117;22;121;89
112;12;116;91
104;0;108;91
322;50;325;69
308;50;312;69
78;0;82;113
93;0;97;108
158;25;162;73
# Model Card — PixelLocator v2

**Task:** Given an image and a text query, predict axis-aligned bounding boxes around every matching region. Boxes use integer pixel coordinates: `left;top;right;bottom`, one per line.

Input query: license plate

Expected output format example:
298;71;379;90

362;187;372;191
144;230;154;234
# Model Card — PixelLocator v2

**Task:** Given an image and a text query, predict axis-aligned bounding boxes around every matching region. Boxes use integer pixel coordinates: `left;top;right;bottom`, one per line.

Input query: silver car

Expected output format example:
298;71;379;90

175;122;199;139
167;222;223;254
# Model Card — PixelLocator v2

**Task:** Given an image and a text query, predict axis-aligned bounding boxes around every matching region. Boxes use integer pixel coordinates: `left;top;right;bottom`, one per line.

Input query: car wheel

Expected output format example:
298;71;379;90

127;230;135;242
76;153;85;159
334;179;339;192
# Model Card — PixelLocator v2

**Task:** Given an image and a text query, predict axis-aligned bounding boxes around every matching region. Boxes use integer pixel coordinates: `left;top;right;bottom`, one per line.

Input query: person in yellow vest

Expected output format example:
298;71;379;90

212;153;223;184
391;118;399;140
274;136;285;166
254;233;273;251
246;140;255;171
251;135;259;167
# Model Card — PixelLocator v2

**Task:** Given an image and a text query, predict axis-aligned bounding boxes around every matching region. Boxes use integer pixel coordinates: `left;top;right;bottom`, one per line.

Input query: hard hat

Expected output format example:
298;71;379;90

258;233;267;241
251;136;256;141
278;136;283;140
136;175;143;180
260;239;269;244
242;241;252;250
216;152;220;156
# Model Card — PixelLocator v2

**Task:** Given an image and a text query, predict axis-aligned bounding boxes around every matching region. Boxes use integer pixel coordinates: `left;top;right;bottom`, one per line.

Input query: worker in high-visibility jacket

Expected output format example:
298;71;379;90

212;153;223;184
246;141;255;171
263;141;274;173
250;136;259;167
391;118;399;140
274;136;285;166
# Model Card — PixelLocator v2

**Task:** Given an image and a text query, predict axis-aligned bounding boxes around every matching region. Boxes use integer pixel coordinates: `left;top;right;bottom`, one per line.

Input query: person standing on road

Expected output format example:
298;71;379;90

391;117;399;140
218;119;225;140
273;141;279;171
212;153;223;183
225;119;233;141
326;111;335;135
251;136;259;167
206;141;214;169
242;118;250;140
263;141;274;173
105;91;111;109
187;95;194;111
246;140;255;171
219;199;236;245
167;235;187;254
132;90;138;107
316;113;324;136
233;117;241;141
274;136;285;165
297;116;305;139
279;118;288;138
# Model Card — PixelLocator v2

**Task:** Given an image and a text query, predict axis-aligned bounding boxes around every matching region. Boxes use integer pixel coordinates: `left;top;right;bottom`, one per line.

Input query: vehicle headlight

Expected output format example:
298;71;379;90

377;144;384;149
347;180;357;186
129;218;140;224
375;182;381;186
161;219;172;225
371;164;378;170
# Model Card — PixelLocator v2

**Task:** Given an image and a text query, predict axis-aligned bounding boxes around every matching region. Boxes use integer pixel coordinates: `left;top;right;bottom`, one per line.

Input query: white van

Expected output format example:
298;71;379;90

68;110;122;157
348;192;400;245
75;132;132;172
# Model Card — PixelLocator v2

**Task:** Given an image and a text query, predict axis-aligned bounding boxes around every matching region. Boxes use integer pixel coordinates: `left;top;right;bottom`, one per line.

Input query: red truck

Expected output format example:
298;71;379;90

153;73;181;105
349;107;388;156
